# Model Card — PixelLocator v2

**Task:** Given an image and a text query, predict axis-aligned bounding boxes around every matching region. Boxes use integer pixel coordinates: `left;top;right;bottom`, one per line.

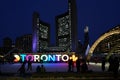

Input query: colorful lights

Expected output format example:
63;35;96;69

70;55;78;62
14;55;20;62
14;53;78;63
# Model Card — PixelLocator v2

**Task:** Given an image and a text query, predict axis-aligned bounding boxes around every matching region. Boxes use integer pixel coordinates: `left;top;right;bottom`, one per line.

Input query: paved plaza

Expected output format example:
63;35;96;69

0;62;111;73
0;62;120;80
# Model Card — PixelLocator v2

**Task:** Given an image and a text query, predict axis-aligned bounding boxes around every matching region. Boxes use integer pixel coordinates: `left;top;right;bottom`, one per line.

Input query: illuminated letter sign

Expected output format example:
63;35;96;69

48;55;55;62
61;54;69;62
14;53;78;63
41;55;48;61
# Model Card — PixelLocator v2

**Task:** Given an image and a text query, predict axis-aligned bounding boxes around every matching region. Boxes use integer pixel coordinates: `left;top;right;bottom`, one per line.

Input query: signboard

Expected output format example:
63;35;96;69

14;53;78;63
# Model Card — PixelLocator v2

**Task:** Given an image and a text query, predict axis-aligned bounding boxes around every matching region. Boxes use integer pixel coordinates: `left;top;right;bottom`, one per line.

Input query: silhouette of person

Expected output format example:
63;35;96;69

68;58;74;72
18;63;25;76
27;58;32;71
81;59;88;73
40;65;46;73
108;56;114;72
76;58;80;72
113;57;119;78
36;65;41;73
101;57;106;72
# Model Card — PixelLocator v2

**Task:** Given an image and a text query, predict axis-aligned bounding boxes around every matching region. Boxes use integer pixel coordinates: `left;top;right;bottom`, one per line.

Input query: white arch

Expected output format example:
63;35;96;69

87;30;120;60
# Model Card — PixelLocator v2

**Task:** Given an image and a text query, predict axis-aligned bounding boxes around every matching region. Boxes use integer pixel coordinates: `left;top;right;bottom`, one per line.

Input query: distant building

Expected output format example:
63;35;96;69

32;12;50;52
15;34;32;53
56;0;78;52
3;37;12;48
0;37;13;55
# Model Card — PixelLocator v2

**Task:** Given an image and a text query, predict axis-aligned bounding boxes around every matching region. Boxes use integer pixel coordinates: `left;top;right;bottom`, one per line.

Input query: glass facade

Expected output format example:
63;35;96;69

55;0;78;52
56;12;71;51
32;0;77;52
58;15;69;36
39;24;48;39
38;23;49;51
32;12;50;52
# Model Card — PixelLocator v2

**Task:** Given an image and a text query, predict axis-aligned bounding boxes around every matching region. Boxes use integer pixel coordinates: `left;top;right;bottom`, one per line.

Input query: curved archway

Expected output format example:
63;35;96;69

87;29;120;60
106;42;120;60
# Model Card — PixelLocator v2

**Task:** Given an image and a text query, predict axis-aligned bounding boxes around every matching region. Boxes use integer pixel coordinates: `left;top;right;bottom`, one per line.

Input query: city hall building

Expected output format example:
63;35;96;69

32;0;78;53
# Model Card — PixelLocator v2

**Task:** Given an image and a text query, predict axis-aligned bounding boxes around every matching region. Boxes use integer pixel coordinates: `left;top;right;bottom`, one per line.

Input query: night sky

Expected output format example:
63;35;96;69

0;0;120;47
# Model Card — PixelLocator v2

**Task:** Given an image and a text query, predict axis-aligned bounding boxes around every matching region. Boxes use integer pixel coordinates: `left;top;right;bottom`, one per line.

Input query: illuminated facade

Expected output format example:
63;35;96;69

38;20;50;52
56;0;78;52
32;0;78;52
32;12;39;53
56;12;70;51
32;12;50;52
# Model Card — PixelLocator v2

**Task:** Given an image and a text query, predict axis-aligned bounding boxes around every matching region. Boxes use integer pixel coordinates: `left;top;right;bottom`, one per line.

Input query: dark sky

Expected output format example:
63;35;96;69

0;0;120;46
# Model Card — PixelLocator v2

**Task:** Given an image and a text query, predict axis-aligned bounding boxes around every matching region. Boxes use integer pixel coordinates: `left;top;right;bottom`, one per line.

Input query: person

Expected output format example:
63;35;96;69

94;57;98;64
27;58;32;71
76;58;80;72
101;57;106;72
36;65;41;73
81;59;88;73
40;65;46;73
68;58;74;72
17;63;25;76
113;57;119;78
108;56;114;72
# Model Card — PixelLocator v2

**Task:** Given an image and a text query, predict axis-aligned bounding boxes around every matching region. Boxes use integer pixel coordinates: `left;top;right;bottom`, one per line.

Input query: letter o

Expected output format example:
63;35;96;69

41;55;48;62
26;54;34;61
62;54;69;62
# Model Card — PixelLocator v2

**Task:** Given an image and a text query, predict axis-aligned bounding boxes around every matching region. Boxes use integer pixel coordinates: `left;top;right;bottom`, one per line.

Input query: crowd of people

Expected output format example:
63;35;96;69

17;59;33;76
17;59;46;76
68;55;120;75
68;57;88;73
16;55;119;77
102;56;120;78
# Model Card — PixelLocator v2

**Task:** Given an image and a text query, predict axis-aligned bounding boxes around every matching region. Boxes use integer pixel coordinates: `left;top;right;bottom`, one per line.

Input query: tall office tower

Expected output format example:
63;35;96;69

56;12;69;51
83;26;89;53
32;12;39;53
38;20;50;52
68;0;78;52
56;0;78;52
32;12;50;52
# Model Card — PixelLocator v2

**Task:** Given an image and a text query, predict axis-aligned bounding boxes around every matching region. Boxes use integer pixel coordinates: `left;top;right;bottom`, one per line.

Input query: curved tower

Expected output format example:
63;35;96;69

68;0;78;52
56;0;78;52
32;12;39;53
